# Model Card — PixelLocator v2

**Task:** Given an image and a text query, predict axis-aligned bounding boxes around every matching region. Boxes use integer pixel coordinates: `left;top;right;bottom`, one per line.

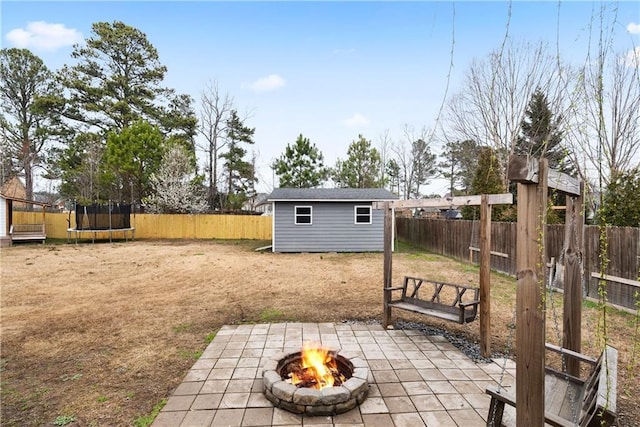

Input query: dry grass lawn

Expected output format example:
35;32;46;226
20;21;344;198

1;240;638;426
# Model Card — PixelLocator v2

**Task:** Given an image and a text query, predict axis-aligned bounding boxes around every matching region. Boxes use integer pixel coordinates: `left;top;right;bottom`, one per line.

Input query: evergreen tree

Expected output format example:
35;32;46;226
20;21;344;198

386;159;401;195
54;132;105;202
56;21;197;202
274;134;328;188
516;89;568;172
104;120;165;202
221;110;255;210
599;167;640;227
463;147;507;219
0;48;65;204
409;138;437;198
60;21;196;140
439;139;480;196
332;135;382;188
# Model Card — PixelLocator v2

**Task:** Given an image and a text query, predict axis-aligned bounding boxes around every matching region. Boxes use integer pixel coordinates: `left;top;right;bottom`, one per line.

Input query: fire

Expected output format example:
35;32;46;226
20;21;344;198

287;343;346;390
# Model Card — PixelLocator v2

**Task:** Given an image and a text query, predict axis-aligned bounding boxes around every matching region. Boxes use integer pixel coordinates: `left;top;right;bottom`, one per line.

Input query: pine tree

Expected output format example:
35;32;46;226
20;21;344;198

221;110;255;210
438;139;480;196
516;89;568;172
599;167;640;227
332;135;382;188
463;147;507;219
274;134;328;188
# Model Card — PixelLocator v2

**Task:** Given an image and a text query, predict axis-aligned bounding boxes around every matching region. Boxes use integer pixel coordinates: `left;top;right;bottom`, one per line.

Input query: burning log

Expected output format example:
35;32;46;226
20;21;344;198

280;344;348;390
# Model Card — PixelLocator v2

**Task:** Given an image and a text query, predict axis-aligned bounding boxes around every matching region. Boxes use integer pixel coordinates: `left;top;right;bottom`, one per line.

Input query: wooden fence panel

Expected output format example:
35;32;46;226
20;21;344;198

396;218;639;310
13;212;272;241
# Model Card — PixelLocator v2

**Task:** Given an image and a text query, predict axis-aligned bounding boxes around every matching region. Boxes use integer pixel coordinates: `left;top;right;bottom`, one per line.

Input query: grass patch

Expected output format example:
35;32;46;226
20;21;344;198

205;332;216;344
133;399;167;427
172;323;191;333
259;308;285;322
53;415;76;426
177;349;202;360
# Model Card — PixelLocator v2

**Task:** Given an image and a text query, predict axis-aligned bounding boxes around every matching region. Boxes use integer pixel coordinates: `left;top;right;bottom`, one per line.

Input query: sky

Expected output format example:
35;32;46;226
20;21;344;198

2;1;639;196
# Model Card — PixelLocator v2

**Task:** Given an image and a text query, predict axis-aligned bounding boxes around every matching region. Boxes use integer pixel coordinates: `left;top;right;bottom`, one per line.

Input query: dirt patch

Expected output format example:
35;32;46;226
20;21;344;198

1;240;637;426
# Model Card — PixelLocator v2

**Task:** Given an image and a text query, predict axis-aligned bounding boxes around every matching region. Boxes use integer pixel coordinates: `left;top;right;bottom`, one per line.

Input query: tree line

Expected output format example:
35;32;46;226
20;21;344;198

1;20;638;226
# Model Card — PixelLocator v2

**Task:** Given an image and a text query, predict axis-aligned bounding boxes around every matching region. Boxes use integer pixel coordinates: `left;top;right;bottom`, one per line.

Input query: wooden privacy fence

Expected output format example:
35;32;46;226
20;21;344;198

12;212;272;241
396;218;639;311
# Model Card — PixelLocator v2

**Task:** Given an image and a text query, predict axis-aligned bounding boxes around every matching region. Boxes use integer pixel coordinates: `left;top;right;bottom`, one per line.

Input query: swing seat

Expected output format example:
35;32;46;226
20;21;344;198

486;344;618;427
385;276;480;324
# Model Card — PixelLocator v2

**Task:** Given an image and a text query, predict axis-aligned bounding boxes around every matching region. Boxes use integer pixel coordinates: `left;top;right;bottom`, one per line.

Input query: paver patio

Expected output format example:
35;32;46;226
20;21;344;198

152;323;516;427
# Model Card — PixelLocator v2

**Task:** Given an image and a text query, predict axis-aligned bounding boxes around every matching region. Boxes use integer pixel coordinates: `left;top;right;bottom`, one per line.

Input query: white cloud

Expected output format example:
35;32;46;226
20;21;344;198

343;113;370;128
5;21;83;51
627;22;640;34
621;46;640;68
245;74;285;92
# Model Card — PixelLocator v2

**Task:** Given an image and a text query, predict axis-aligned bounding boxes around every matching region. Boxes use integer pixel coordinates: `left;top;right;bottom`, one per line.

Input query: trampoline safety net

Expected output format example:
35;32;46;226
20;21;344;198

75;203;132;230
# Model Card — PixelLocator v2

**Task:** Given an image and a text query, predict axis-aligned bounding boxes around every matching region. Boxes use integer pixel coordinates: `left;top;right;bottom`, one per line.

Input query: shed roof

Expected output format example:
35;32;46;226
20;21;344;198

268;188;398;202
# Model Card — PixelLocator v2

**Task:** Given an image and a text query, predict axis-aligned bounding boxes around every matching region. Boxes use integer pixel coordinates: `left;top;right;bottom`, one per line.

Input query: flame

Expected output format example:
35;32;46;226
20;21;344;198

289;343;342;390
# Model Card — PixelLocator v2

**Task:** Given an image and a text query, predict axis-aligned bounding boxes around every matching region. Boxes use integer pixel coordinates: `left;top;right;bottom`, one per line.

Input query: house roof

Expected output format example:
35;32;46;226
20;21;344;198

268;188;398;202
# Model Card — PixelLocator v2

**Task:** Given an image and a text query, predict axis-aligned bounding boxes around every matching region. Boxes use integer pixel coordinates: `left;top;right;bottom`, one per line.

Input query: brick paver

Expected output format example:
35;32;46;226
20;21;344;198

152;323;514;426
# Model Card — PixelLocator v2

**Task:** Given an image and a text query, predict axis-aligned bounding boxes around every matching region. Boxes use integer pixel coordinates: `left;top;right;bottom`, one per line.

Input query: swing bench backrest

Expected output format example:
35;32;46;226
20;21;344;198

485;344;618;427
384;276;480;324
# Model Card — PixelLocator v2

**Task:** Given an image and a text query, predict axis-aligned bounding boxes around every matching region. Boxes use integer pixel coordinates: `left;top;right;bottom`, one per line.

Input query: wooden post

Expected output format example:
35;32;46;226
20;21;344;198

383;202;393;328
563;181;584;376
515;158;548;427
479;195;491;357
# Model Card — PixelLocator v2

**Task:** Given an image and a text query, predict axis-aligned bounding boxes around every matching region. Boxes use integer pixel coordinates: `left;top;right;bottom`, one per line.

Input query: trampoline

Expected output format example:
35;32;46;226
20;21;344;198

67;202;135;243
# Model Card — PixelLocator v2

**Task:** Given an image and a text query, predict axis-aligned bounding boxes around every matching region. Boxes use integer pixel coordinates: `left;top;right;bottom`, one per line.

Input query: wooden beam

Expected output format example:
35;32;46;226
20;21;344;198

515;158;547;427
469;246;509;258
590;272;640;288
373;193;513;210
563;182;583;377
508;154;581;196
479;195;491;358
382;202;393;328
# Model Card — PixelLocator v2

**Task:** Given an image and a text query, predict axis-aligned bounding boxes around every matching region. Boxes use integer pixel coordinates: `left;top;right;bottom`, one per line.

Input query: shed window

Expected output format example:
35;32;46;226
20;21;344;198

355;206;372;224
295;206;312;225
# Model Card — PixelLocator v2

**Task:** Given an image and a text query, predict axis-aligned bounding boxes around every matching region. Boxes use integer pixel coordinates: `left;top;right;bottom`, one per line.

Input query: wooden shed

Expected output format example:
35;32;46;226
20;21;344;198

268;188;397;253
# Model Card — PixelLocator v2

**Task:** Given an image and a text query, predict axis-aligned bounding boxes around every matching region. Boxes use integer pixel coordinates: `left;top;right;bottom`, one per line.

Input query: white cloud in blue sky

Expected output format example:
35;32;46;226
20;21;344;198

5;21;82;51
343;113;370;128
627;22;640;34
244;74;285;92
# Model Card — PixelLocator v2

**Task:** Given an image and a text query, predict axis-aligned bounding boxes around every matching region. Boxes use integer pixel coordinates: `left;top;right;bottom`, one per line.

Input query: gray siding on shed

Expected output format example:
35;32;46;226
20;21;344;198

273;201;384;252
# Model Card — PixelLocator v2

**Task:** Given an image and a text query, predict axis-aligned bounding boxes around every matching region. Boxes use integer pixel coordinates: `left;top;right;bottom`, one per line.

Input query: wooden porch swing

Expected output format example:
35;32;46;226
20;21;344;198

377;192;513;357
484;155;618;426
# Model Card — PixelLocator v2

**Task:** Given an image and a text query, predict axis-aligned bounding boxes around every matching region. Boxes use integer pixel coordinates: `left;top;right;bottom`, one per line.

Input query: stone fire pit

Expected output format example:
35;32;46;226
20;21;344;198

262;348;369;415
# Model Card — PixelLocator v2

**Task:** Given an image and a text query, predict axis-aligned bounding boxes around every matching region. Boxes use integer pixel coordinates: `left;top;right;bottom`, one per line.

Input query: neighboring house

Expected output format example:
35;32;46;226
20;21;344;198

268;188;397;253
243;193;272;215
0;176;27;210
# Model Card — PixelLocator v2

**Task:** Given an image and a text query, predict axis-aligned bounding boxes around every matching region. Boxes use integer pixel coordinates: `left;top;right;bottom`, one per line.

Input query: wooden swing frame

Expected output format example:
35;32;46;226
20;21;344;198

377;193;513;357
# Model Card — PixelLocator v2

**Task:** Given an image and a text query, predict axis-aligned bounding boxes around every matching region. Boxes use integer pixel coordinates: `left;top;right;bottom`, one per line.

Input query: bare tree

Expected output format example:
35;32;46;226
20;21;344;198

443;40;568;188
564;51;640;193
376;129;392;189
392;125;437;199
198;80;234;210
